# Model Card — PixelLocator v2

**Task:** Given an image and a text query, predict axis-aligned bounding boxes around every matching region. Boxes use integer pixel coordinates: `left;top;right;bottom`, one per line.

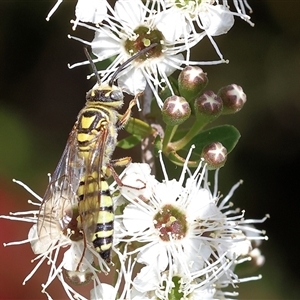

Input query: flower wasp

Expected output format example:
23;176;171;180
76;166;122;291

37;44;157;265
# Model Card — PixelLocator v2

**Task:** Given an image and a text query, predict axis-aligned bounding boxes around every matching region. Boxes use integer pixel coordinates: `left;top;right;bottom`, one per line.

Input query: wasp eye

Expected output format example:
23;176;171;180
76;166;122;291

110;90;123;101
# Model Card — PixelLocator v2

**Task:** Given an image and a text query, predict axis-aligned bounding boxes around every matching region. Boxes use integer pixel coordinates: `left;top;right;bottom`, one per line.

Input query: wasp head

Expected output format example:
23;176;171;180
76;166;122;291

86;83;124;107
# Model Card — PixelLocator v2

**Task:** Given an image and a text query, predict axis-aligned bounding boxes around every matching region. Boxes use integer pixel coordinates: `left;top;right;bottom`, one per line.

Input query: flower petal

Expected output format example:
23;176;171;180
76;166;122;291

29;224;57;254
115;0;145;30
92;29;121;60
75;0;108;24
118;67;147;95
123;203;153;233
200;5;234;36
90;283;117;300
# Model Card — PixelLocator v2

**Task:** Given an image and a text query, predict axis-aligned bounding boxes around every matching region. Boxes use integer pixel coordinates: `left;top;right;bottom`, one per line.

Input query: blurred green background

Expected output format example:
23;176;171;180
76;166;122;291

0;0;299;299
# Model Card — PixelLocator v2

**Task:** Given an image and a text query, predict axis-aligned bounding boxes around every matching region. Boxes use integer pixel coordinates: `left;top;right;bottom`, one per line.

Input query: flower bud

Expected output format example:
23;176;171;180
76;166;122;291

178;66;208;101
162;95;191;126
194;91;223;122
202;142;227;169
218;84;246;114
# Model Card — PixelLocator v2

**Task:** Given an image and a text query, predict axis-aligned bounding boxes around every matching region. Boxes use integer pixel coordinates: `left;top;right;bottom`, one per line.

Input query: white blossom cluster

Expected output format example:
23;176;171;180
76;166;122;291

0;148;268;299
64;0;253;107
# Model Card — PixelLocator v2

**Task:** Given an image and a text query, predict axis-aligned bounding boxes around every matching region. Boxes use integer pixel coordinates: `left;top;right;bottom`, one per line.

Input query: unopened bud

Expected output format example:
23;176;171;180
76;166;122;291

218;84;246;114
178;66;208;101
194;91;223;122
202;142;227;169
162;95;191;126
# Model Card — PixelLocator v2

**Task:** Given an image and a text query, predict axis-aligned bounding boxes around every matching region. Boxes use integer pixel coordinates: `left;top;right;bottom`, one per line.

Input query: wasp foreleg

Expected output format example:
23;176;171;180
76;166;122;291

117;93;143;129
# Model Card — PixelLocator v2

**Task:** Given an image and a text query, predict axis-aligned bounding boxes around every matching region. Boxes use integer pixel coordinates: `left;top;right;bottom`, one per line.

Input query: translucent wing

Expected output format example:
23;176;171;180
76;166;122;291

37;125;84;242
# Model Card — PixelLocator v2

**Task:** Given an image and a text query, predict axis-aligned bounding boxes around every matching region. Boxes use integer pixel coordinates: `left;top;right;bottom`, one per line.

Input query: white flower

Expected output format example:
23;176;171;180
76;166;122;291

131;258;238;299
119;161;212;273
114;145;268;298
161;0;232;34
156;0;254;63
68;0;207;108
0;178;105;299
162;0;253;28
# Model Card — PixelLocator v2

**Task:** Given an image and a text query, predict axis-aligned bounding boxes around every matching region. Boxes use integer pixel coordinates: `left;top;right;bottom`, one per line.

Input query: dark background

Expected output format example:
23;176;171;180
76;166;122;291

0;0;299;299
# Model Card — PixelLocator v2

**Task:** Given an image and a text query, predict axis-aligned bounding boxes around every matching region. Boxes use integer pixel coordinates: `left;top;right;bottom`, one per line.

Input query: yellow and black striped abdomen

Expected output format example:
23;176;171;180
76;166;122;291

77;171;114;262
93;176;114;262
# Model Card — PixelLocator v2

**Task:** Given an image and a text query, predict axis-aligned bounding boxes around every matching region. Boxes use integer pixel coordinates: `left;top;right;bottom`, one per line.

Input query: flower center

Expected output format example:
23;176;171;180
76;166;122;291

154;204;187;241
124;25;164;62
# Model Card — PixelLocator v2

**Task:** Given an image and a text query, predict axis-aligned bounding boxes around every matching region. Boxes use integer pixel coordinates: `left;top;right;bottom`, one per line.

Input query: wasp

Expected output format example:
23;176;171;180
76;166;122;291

37;44;157;265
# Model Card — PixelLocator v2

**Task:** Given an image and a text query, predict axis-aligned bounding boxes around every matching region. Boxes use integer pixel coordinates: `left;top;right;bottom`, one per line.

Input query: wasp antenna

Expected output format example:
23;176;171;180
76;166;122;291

84;47;101;86
109;43;158;86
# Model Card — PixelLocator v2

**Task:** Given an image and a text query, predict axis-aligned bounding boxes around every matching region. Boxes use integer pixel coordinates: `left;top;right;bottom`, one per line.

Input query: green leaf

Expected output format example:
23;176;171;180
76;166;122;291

120;117;156;149
124;117;153;137
117;135;142;149
186;124;241;154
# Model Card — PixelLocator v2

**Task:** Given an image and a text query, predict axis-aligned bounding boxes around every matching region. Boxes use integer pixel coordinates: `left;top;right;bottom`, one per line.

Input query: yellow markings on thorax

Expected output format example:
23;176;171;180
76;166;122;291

76;109;109;161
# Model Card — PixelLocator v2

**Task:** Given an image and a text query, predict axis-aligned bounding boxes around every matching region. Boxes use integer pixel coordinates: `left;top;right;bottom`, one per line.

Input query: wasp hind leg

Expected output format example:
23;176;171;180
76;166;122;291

108;158;146;190
107;157;131;186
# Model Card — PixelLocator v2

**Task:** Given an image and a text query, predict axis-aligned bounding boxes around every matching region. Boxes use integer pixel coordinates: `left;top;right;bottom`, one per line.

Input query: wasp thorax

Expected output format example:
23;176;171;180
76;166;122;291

124;25;164;63
153;204;188;242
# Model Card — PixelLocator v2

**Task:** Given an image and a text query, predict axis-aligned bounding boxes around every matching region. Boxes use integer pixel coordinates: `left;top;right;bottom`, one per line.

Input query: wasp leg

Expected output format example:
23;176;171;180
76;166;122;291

110;157;132;168
106;157;131;186
107;161;146;190
117;93;143;129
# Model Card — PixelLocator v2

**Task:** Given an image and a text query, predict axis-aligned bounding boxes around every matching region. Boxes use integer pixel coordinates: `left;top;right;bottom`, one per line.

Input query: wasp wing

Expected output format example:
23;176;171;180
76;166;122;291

37;125;84;242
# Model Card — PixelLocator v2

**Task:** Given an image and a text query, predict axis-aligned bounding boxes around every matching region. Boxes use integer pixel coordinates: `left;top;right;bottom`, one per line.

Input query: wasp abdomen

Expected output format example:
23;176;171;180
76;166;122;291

93;187;114;261
77;171;114;262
